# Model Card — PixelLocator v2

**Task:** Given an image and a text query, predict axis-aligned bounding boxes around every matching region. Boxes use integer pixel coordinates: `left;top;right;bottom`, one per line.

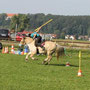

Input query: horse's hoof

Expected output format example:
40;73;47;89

48;62;50;65
32;58;38;60
25;58;28;62
45;62;48;65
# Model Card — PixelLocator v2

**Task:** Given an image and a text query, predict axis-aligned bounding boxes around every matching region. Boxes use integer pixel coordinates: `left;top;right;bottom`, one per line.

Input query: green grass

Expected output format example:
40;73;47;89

0;49;90;90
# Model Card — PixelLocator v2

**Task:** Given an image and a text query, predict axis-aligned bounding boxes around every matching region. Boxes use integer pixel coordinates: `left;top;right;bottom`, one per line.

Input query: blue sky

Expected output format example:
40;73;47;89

0;0;90;15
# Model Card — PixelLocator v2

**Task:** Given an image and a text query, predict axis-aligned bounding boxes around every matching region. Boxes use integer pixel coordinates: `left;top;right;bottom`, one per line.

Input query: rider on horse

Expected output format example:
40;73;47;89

30;27;45;50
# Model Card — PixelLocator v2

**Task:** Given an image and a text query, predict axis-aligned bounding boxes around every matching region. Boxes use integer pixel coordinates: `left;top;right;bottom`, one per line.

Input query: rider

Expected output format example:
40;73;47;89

30;27;44;50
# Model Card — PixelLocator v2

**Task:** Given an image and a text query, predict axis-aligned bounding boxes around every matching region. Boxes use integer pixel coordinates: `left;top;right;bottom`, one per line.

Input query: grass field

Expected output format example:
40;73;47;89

0;49;90;90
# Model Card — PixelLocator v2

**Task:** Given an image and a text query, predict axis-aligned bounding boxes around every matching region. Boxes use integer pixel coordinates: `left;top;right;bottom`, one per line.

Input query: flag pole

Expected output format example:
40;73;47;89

79;51;81;70
78;51;82;76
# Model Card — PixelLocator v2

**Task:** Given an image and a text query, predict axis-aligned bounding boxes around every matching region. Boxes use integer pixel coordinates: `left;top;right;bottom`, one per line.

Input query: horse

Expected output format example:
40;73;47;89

20;37;65;64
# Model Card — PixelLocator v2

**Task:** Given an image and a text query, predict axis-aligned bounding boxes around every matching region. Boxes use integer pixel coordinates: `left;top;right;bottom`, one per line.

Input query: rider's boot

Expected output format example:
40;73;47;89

36;47;39;54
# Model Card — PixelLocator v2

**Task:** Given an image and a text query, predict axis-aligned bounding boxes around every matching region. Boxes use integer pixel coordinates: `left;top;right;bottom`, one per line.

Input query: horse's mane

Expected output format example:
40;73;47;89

25;37;33;39
25;37;33;40
24;37;34;44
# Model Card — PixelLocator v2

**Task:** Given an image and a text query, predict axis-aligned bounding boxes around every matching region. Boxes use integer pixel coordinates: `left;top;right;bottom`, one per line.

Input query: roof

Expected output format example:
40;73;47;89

7;14;18;17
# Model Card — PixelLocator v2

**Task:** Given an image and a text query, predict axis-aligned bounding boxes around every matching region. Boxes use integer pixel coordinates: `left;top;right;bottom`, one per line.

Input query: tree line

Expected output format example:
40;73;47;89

0;13;90;38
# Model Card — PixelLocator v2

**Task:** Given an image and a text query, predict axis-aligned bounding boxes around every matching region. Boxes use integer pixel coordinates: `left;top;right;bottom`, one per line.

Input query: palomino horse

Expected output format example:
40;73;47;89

20;37;65;64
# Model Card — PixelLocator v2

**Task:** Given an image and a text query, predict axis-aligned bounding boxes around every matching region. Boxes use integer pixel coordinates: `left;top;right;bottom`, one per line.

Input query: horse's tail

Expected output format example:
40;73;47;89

55;44;65;61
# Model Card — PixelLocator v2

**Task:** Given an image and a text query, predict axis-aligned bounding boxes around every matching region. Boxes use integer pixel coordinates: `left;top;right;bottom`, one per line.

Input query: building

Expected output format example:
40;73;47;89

6;13;18;20
78;35;89;40
65;35;76;40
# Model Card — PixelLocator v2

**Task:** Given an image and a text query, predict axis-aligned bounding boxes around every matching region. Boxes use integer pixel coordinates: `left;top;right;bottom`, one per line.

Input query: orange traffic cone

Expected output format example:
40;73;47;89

11;44;15;54
7;46;9;53
4;46;9;53
4;47;7;53
2;47;5;53
78;69;82;77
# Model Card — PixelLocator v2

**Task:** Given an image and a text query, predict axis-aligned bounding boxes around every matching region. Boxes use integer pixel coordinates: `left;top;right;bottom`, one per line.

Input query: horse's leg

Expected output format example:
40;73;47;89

47;51;54;64
42;51;51;64
47;49;56;64
47;55;52;64
42;50;53;65
42;55;52;65
42;57;48;64
30;53;35;60
30;52;38;60
25;52;31;61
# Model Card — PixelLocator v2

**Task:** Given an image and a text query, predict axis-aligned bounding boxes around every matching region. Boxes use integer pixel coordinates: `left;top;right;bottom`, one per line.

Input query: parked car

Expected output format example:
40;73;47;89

0;42;2;50
0;29;10;40
16;33;26;41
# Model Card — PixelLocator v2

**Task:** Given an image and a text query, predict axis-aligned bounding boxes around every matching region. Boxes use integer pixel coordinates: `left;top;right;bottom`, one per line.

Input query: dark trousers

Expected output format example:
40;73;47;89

35;36;42;54
35;36;42;47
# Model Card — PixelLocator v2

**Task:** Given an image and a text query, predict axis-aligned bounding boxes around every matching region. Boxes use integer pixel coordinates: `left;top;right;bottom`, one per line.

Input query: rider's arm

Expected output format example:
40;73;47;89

33;34;36;39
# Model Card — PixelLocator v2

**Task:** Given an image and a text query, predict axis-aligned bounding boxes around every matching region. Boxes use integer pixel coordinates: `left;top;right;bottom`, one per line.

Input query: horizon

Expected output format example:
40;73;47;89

1;13;90;16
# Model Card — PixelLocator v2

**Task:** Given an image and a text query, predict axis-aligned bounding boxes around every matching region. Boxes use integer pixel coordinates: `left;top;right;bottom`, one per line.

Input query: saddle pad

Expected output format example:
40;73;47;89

41;42;45;46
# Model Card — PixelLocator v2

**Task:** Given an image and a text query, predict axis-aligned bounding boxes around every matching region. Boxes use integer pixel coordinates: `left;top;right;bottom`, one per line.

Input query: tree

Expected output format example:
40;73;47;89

10;14;30;32
54;30;60;38
87;27;90;37
10;15;19;31
60;32;65;39
0;13;10;29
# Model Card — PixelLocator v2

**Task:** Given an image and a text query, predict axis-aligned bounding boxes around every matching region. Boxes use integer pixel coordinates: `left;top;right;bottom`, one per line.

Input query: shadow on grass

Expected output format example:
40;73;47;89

48;64;78;67
38;63;78;67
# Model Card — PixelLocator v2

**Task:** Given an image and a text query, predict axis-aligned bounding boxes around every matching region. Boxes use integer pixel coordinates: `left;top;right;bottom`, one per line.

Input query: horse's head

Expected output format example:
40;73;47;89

19;37;34;46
